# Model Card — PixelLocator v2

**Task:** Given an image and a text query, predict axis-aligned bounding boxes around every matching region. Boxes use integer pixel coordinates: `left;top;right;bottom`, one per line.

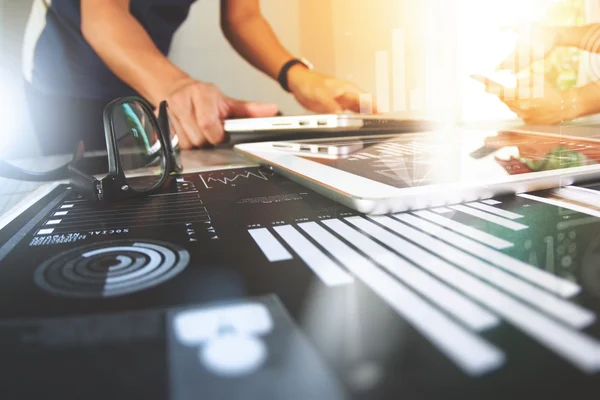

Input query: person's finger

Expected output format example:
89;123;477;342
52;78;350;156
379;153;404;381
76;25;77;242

331;81;364;97
170;114;192;150
176;108;205;148
335;92;362;113
332;81;377;113
472;75;507;97
226;97;279;118
193;107;224;146
315;88;343;113
497;50;521;72
187;89;225;145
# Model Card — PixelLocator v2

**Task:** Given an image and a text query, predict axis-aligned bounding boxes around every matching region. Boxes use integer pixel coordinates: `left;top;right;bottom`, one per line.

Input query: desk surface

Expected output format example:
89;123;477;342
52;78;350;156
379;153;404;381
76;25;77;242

1;138;600;398
0;148;253;216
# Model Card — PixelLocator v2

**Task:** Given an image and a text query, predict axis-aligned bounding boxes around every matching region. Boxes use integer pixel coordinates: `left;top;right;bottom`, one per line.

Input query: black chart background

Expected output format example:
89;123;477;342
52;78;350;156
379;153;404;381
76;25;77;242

0;167;598;399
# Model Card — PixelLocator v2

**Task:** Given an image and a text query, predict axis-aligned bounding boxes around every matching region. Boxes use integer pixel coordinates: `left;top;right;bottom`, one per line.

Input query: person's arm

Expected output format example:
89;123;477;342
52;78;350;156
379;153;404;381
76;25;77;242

81;0;278;148
554;24;600;52
220;0;369;113
498;24;600;72
81;0;188;105
220;0;292;81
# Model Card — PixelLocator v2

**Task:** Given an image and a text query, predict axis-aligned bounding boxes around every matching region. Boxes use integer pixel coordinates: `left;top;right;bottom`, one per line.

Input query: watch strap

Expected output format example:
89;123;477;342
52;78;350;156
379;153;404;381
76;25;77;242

277;58;309;93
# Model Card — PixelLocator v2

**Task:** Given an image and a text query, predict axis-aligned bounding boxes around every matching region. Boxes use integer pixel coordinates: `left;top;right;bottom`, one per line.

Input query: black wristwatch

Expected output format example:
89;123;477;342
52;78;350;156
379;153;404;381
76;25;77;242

277;57;314;92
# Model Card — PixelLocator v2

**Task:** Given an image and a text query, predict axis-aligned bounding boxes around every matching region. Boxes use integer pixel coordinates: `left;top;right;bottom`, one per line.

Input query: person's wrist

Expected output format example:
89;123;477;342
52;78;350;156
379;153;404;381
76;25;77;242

287;64;311;94
149;72;193;104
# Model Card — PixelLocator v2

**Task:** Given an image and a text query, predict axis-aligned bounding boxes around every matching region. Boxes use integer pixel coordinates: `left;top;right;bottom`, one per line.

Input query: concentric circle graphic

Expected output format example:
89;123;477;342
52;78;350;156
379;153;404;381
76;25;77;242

34;240;189;298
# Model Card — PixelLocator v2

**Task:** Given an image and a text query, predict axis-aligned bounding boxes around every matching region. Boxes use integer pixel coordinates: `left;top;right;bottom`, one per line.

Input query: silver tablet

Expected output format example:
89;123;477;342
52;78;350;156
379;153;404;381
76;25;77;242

234;128;600;214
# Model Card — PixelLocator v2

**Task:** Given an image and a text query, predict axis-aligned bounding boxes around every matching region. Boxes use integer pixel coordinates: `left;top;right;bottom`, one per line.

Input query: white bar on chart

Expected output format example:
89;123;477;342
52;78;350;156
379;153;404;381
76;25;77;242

37;228;54;235
387;215;591;326
298;222;504;376
450;205;528;231
53;211;68;216
379;147;408;155
248;228;292;263
274;225;353;287
395;144;420;152
360;93;374;114
362;153;379;159
466;202;524;220
392;29;407;112
60;204;74;209
375;51;390;113
176;177;185;183
519;193;600;219
365;216;600;374
322;219;498;331
432;207;453;214
377;148;405;156
45;219;62;225
414;210;513;250
393;213;580;298
482;199;502;206
379;143;407;150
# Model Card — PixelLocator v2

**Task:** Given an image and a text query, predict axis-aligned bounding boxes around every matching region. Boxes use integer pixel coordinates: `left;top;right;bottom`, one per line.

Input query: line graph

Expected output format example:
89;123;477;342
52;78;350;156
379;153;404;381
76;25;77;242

199;169;272;189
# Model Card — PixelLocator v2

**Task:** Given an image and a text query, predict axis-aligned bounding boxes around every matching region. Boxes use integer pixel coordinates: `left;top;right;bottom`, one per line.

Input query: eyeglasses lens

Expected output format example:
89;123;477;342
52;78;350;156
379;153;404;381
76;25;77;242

110;101;165;191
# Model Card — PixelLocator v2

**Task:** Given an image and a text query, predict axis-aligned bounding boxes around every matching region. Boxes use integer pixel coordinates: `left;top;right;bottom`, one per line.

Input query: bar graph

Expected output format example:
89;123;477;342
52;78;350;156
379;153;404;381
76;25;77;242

33;182;209;237
247;198;600;375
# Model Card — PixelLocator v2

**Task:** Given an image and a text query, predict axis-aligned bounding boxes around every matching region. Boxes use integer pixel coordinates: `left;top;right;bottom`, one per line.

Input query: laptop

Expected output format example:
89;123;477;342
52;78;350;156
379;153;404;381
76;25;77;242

223;114;434;144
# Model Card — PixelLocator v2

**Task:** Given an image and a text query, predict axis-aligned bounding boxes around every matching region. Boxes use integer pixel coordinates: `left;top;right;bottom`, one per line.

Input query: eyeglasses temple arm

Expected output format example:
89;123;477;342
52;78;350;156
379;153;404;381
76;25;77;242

68;141;102;200
68;163;102;201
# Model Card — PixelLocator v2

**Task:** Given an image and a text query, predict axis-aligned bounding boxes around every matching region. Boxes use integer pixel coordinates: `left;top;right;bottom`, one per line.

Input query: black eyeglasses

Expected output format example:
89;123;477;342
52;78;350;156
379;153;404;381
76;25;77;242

0;97;181;202
69;97;182;201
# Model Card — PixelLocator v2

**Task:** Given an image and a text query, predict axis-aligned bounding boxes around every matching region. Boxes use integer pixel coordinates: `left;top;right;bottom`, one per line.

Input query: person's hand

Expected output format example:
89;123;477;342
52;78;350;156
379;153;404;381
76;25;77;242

479;75;579;125
497;25;563;72
163;78;279;149
287;67;373;114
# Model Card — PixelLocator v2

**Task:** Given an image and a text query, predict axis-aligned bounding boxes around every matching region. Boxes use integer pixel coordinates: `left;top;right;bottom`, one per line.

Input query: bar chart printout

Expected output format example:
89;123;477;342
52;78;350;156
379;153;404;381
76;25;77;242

2;166;600;399
248;196;600;376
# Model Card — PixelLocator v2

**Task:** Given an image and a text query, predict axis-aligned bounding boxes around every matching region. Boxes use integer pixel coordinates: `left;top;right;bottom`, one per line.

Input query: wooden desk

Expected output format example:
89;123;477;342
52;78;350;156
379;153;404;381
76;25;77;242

0;148;254;216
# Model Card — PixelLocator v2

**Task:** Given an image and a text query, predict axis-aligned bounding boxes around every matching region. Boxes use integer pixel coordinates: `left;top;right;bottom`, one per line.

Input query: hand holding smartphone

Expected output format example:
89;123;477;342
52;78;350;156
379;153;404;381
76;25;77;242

471;72;519;99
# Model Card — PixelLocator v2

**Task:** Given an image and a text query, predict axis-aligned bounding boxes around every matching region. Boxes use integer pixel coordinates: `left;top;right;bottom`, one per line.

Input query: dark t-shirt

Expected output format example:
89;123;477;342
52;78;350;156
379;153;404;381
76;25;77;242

28;0;197;100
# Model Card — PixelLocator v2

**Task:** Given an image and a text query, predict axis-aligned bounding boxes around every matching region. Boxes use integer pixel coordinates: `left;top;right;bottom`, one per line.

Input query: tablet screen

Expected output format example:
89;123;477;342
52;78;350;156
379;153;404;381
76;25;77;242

292;131;600;189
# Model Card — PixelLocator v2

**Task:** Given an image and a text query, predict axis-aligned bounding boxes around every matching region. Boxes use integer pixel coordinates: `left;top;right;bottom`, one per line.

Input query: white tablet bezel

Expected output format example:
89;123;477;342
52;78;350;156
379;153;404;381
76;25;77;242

234;133;600;215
